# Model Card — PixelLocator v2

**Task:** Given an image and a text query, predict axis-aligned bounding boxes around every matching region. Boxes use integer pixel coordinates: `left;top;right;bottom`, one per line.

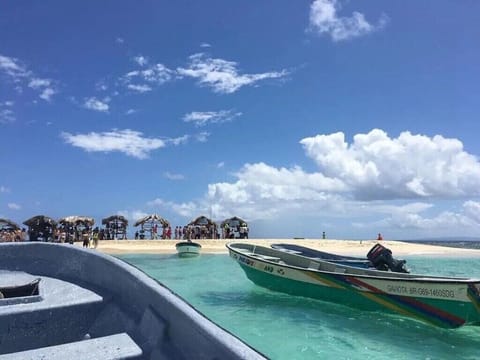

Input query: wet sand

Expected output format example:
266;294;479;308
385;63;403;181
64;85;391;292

95;239;480;257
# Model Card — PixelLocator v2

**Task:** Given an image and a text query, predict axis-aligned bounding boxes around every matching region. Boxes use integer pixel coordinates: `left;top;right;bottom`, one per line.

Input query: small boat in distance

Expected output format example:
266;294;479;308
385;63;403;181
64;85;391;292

271;243;408;273
226;242;480;329
175;240;202;257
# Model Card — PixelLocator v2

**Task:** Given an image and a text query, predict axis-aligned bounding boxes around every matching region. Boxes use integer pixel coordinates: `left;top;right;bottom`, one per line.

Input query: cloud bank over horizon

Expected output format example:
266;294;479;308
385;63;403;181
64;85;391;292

140;129;480;237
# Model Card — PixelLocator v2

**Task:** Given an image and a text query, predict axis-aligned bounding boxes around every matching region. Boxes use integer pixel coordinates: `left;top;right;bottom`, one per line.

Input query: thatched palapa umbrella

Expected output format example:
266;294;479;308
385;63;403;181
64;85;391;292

58;216;95;243
186;215;218;239
134;214;169;239
0;218;21;242
221;216;248;239
221;216;247;229
0;218;20;231
59;216;95;226
102;215;128;240
0;219;25;242
23;215;57;227
23;215;57;242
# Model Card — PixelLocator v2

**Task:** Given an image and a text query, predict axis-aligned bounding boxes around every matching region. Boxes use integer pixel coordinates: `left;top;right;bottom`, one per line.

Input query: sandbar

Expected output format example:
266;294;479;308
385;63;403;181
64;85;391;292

95;239;480;257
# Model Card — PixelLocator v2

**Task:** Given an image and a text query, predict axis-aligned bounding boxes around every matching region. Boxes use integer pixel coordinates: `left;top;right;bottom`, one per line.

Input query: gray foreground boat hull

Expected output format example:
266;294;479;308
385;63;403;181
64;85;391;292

0;243;266;359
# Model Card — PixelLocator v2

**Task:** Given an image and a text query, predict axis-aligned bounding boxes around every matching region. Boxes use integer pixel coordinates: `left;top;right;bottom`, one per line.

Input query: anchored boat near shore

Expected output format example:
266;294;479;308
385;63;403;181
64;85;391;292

227;242;480;328
0;242;266;359
175;241;202;257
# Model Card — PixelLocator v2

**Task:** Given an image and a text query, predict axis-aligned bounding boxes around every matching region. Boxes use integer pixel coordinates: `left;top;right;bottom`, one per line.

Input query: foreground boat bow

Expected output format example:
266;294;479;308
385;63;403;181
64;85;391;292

0;243;266;359
227;242;480;329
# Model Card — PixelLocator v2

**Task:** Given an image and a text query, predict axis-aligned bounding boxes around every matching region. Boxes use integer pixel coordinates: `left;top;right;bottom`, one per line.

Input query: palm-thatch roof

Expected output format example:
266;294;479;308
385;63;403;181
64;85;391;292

102;215;128;226
58;216;95;226
134;214;169;227
0;218;20;231
23;215;57;227
188;215;216;227
221;216;247;228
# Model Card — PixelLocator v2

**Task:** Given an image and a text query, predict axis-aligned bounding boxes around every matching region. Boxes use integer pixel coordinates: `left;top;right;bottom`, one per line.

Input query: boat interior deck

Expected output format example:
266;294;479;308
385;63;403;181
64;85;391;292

0;270;142;359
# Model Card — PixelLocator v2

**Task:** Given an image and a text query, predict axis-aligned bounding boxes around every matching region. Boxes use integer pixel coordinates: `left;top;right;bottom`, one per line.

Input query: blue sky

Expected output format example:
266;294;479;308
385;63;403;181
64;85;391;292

1;0;480;240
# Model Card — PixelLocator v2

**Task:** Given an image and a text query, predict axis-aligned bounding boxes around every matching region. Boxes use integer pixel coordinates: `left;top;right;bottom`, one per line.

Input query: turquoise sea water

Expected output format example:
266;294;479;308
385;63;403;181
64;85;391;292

119;254;480;360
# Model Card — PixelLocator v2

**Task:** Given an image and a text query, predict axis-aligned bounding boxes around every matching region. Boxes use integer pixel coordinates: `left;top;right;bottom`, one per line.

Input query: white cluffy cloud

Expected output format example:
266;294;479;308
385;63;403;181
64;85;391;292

183;110;242;127
125;108;138;115
8;203;21;210
100;53;288;97
309;0;388;41
164;171;185;180
122;63;174;93
159;129;480;237
195;131;210;143
28;78;57;101
147;198;199;218
177;53;288;94
127;84;152;93
61;129;198;159
0;101;15;124
117;210;149;224
61;129;167;159
300;129;480;200
83;97;110;112
0;54;57;101
133;55;149;66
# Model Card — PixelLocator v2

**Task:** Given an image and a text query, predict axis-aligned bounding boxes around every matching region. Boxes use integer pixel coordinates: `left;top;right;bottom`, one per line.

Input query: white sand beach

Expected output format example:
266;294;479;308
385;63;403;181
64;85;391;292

95;239;480;257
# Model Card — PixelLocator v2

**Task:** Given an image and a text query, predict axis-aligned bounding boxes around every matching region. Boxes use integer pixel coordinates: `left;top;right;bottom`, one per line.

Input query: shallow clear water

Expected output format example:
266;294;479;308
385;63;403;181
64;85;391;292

119;254;480;360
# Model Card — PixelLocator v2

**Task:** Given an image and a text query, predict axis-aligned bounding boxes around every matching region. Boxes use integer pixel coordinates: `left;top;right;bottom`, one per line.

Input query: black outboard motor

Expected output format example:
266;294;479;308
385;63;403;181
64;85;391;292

367;244;409;273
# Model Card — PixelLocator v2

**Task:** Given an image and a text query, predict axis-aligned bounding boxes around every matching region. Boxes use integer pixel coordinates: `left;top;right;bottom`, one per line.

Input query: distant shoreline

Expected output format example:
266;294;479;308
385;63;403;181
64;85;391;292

94;239;480;257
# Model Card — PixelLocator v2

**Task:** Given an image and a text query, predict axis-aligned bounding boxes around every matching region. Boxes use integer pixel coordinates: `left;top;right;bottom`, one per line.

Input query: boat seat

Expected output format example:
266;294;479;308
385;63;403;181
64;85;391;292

0;274;106;354
236;248;254;255
249;254;281;262
277;249;302;255
0;333;142;360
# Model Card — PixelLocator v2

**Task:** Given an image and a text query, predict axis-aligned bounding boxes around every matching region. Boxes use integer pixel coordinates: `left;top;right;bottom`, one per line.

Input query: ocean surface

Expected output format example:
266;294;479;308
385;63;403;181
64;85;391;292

407;240;480;250
119;244;480;360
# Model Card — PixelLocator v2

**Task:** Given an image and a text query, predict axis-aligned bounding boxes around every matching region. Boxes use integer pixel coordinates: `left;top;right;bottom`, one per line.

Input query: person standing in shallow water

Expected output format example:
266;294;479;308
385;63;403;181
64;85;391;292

377;233;383;241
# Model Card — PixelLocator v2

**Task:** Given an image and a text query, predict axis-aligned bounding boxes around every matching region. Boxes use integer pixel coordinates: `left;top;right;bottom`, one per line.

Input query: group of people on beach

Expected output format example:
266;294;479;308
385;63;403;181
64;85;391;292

132;222;250;240
0;228;26;242
81;227;99;248
134;225;218;240
223;222;249;239
135;224;173;240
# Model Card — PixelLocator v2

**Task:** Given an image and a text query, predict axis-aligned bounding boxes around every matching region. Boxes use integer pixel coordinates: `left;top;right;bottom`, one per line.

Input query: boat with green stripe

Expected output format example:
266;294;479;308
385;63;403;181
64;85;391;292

226;242;480;329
